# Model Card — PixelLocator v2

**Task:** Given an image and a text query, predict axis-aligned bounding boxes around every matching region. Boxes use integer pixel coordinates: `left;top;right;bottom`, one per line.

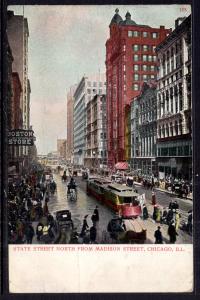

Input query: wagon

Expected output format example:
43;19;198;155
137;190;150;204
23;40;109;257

107;217;146;243
55;210;74;229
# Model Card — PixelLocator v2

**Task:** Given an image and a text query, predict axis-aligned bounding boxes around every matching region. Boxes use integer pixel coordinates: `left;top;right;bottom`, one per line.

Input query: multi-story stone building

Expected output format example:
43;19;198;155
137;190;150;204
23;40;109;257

156;15;192;180
7;10;31;167
131;81;157;175
85;94;107;169
73;74;106;166
67;85;77;163
9;72;24;174
106;9;171;167
57;139;67;159
7;11;30;131
11;72;23;130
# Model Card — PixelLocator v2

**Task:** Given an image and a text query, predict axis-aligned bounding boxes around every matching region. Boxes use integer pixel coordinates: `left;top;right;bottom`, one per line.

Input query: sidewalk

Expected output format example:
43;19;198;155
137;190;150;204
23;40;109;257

133;181;193;201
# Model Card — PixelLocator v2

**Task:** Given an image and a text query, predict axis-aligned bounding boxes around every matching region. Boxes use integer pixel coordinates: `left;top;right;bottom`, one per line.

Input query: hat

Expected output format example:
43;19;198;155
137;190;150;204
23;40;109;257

84;215;88;218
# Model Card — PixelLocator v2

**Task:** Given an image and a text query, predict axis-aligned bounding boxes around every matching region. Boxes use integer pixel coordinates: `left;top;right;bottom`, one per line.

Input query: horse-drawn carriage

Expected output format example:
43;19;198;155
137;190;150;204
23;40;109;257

107;217;146;243
54;210;75;244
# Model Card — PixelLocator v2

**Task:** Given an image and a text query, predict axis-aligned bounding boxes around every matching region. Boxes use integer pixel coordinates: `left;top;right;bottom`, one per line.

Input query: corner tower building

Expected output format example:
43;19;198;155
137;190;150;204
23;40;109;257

106;9;171;167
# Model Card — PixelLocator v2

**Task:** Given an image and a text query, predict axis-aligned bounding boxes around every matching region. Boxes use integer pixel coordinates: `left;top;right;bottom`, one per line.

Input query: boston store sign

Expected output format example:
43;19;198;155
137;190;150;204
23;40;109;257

8;129;35;146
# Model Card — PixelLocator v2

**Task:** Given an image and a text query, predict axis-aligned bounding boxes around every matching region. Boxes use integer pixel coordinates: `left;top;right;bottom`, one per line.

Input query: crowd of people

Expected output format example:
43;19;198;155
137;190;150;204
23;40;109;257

8;170;57;244
151;196;192;244
7;166;192;245
141;176;192;199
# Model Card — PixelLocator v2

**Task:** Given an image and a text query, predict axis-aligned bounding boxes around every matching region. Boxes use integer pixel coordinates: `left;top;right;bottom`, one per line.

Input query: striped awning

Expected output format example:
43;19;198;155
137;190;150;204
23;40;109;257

115;162;129;170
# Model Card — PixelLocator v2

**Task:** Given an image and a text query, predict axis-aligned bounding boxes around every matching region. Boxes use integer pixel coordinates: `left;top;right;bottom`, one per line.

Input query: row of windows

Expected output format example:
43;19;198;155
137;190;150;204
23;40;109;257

133;54;157;62
86;150;107;158
132;44;157;52
128;31;159;39
133;74;156;81
87;81;106;87
158;145;192;157
87;89;104;95
161;41;182;61
158;70;183;88
133;64;157;71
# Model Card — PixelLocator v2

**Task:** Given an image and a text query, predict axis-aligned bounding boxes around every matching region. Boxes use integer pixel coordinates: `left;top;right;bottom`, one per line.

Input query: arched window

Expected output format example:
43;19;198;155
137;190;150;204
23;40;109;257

158;94;161;117
171;47;174;57
162;92;165;114
159;125;161;138
179;119;182;135
166;90;169;112
162;125;165;138
170;122;173;136
166;123;169;137
175;120;179;135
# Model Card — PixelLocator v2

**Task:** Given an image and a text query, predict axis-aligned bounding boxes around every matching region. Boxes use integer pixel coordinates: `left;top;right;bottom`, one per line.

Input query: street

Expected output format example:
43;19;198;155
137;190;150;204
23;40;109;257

34;172;192;244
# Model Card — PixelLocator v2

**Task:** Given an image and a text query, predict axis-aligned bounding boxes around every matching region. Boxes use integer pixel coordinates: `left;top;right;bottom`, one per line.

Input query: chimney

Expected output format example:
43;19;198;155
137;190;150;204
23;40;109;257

175;17;186;28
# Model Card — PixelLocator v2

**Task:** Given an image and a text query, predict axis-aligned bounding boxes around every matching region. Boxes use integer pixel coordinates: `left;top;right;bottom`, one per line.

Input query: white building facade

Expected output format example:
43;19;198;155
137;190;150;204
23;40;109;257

156;15;192;180
73;74;106;166
85;94;107;169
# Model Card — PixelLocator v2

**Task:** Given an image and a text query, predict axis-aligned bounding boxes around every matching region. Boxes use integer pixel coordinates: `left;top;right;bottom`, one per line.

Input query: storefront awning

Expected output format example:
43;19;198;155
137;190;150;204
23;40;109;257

115;162;129;170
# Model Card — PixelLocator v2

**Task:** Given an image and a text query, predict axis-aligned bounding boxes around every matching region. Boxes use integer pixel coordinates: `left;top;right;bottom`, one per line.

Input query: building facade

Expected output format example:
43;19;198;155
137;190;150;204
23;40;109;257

9;72;24;174
125;104;131;163
73;74;106;166
85;94;107;169
156;15;192;180
67;85;77;163
7;11;30;131
106;9;171;167
131;82;157;175
11;72;23;130
57;139;67;159
7;10;31;167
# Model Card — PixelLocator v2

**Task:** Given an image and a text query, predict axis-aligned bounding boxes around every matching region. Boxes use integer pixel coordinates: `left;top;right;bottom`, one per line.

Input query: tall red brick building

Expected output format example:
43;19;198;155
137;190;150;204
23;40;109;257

106;9;171;167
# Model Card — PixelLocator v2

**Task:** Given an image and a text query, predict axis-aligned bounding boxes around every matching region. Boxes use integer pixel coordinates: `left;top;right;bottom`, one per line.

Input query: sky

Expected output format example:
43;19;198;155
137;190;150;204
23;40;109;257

9;5;191;155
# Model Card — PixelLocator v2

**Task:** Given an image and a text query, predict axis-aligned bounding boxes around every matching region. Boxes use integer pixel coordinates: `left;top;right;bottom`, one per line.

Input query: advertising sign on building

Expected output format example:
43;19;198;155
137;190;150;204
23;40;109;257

8;129;35;146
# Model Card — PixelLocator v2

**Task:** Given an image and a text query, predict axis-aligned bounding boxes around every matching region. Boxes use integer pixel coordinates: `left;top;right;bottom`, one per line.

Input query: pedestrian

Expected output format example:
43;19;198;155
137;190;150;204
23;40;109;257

168;221;178;243
36;222;44;241
80;215;89;238
43;200;49;216
155;207;161;223
173;200;179;210
154;226;163;244
187;211;192;234
175;210;181;231
89;225;97;243
91;206;99;226
152;192;156;205
161;207;168;224
169;200;174;210
42;224;50;243
153;206;157;222
16;219;24;243
30;206;36;221
25;223;35;244
142;204;149;220
166;209;174;225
